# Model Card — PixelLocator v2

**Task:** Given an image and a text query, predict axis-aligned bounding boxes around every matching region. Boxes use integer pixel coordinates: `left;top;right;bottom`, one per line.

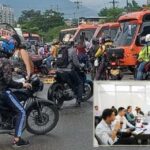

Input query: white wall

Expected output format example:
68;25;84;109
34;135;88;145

94;81;150;114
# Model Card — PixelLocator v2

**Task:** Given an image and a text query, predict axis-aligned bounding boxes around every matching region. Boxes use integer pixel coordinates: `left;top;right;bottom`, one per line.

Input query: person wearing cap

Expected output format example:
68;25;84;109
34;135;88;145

136;34;150;80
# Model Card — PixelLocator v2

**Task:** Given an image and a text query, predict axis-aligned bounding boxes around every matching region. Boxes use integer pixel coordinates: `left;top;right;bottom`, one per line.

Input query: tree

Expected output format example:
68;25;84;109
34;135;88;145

98;7;124;22
18;9;66;42
126;0;141;12
98;0;142;22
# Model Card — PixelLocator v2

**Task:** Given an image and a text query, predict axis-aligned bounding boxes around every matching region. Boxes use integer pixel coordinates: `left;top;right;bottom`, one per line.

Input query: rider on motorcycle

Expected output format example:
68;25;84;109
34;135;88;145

136;34;150;80
57;41;84;107
95;36;113;80
0;37;32;146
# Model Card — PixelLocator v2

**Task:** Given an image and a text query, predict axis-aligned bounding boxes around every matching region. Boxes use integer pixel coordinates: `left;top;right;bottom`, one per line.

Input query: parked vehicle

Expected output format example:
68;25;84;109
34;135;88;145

92;22;120;41
112;10;150;71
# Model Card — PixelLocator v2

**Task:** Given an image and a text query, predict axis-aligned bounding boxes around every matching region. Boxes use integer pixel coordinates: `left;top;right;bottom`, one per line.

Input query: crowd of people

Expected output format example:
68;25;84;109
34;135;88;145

94;106;146;145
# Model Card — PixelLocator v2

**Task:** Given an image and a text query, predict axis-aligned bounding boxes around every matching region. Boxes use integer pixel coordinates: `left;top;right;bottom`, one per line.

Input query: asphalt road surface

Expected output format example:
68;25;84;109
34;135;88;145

0;84;94;150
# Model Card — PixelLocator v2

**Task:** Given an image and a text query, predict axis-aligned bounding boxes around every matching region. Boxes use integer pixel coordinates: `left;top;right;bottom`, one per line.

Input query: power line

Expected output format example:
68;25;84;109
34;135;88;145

109;0;119;8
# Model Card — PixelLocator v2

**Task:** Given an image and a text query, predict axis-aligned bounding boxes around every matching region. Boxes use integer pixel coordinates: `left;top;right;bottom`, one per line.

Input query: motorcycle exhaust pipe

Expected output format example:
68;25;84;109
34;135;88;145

0;129;14;135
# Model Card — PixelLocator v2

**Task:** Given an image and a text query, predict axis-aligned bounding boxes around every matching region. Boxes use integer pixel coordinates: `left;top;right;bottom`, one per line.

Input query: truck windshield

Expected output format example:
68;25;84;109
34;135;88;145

114;22;138;46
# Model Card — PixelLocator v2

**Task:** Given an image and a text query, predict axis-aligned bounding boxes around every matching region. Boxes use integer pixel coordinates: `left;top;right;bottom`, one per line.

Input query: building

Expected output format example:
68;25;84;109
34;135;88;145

0;4;14;26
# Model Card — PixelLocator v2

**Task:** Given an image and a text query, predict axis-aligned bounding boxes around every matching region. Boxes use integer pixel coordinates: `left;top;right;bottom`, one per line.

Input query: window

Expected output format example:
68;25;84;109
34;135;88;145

114;22;138;46
96;27;109;39
75;29;96;42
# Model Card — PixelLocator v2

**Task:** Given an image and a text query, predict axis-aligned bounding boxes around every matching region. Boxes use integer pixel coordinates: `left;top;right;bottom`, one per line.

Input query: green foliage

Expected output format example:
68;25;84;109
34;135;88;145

126;0;142;12
18;9;66;42
98;7;124;22
98;0;142;22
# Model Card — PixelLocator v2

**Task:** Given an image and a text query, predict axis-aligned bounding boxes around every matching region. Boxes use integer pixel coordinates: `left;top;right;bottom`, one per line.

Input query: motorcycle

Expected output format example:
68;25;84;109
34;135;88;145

95;48;124;80
135;61;150;80
31;55;49;75
0;75;59;135
47;68;93;109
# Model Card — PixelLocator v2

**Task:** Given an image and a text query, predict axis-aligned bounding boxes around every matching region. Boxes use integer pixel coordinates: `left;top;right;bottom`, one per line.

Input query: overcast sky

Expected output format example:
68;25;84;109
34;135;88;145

71;0;148;12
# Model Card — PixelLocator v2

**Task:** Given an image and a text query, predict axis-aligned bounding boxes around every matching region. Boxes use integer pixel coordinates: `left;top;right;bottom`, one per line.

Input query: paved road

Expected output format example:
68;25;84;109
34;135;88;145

0;85;94;150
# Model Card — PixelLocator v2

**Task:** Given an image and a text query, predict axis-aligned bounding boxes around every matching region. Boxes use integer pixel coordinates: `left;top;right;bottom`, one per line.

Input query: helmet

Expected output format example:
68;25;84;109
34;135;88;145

145;34;150;43
11;34;21;48
0;37;15;58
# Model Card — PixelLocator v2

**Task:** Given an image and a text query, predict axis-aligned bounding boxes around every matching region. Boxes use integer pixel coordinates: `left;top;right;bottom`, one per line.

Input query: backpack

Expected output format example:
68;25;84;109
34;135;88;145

56;46;69;68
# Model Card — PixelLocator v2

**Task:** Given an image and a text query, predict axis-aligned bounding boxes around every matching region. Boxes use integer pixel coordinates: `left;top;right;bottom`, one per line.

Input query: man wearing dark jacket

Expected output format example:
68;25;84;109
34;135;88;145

0;38;31;146
58;41;84;107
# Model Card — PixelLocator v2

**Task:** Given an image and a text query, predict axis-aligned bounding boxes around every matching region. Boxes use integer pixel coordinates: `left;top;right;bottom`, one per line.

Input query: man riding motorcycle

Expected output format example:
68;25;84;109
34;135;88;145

0;37;32;146
57;41;84;107
136;34;150;80
95;36;113;80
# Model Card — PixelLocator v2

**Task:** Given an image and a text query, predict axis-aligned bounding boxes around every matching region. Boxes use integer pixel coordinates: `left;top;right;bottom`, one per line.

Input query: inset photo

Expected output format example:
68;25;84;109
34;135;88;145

94;81;150;147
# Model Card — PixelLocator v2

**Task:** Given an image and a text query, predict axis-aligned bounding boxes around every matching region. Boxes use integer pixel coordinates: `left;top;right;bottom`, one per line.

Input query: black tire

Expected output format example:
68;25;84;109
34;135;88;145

40;66;49;75
82;81;93;101
26;101;59;135
48;83;64;109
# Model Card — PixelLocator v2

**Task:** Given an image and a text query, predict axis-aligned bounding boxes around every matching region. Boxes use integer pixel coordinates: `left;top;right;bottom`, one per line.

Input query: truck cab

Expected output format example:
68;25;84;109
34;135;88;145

71;24;98;42
93;22;120;41
113;10;150;67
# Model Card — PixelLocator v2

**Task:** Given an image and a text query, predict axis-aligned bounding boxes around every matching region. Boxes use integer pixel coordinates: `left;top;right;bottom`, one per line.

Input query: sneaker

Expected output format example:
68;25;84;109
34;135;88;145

13;138;29;147
75;101;81;107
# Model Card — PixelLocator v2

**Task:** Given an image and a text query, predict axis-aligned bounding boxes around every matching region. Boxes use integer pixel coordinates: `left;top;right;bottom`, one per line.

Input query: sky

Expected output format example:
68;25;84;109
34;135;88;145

71;0;148;11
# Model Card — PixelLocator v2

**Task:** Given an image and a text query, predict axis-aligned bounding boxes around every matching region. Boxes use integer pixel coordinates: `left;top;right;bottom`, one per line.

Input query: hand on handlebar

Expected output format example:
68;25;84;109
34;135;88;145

23;82;32;89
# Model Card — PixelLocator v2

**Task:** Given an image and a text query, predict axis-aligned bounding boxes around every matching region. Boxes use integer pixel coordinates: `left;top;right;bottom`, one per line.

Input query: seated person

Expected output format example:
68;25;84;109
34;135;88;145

134;107;144;118
126;106;136;125
96;109;137;145
136;34;150;80
114;107;135;137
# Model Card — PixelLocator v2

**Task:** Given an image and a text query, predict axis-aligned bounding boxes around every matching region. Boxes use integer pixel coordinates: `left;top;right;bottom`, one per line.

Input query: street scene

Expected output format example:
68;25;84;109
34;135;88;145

0;0;150;149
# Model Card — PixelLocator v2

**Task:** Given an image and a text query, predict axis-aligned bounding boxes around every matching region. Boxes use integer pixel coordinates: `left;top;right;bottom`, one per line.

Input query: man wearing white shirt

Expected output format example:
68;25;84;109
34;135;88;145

115;107;135;133
96;108;137;145
96;109;120;145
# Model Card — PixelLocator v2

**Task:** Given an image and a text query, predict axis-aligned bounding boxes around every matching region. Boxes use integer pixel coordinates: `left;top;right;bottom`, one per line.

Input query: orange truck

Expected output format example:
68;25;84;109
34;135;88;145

23;33;41;44
92;22;120;41
59;28;77;42
112;10;150;69
70;24;98;42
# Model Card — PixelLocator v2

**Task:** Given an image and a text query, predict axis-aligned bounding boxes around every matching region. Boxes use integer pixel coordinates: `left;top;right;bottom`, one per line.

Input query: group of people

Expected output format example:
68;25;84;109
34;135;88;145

95;106;145;145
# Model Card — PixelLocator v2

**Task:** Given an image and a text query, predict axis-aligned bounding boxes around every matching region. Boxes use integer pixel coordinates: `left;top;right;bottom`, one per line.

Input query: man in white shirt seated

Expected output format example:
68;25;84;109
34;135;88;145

115;107;135;135
96;109;137;145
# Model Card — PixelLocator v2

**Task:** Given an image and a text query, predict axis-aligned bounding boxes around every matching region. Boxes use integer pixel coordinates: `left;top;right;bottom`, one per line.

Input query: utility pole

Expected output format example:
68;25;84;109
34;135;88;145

74;1;82;24
56;4;60;12
50;5;53;11
74;0;82;10
126;0;129;9
109;0;119;9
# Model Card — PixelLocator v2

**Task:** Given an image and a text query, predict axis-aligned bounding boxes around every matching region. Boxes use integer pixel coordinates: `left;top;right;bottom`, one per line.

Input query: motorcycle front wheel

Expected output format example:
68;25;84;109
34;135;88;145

26;101;59;135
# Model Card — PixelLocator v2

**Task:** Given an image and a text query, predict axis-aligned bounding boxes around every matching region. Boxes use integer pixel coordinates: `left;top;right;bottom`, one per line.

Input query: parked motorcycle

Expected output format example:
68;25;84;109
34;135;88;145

0;75;59;135
47;68;93;109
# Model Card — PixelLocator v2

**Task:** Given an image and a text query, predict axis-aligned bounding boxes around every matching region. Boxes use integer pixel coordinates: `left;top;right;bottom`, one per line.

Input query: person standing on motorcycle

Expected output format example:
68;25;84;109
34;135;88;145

0;38;32;146
11;34;34;81
136;34;150;80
